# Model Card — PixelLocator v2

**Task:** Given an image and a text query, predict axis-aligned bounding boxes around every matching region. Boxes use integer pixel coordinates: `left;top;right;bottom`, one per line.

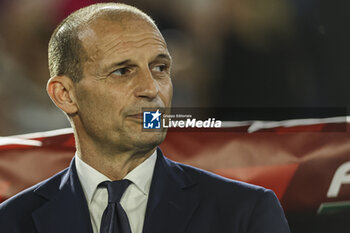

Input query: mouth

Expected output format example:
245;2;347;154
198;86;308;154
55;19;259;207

125;108;164;123
127;113;143;119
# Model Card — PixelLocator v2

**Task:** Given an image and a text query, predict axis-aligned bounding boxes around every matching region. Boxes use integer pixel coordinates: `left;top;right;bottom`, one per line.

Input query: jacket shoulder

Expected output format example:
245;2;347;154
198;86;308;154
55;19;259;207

0;168;69;230
174;161;280;211
176;161;267;194
174;161;290;232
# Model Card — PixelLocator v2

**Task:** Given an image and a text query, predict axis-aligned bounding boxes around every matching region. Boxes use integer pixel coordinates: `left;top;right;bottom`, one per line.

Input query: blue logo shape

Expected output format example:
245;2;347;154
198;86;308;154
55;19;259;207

143;109;161;129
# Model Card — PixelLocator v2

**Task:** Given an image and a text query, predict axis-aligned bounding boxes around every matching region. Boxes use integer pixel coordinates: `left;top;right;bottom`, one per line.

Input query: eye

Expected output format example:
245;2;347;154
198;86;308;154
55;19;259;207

152;64;167;73
112;67;131;76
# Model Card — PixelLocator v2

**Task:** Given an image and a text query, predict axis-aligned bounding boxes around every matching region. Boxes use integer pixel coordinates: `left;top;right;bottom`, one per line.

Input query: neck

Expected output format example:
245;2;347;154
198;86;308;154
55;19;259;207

76;141;156;180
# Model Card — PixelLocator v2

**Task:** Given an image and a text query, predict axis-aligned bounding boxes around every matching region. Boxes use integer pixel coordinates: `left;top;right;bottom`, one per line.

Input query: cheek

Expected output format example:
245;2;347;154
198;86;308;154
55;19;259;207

77;90;102;126
159;79;173;105
76;86;114;121
78;86;130;128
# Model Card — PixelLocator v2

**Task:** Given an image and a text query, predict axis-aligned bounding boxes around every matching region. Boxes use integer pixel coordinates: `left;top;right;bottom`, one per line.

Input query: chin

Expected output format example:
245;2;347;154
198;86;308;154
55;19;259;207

133;131;166;149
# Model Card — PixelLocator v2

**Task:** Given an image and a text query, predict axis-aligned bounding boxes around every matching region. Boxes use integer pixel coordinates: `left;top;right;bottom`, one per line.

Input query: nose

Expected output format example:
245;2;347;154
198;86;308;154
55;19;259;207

134;68;159;99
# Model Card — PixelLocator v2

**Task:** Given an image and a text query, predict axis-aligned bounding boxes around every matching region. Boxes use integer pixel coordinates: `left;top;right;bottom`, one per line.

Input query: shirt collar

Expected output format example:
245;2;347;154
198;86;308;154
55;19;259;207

75;150;157;203
124;150;157;195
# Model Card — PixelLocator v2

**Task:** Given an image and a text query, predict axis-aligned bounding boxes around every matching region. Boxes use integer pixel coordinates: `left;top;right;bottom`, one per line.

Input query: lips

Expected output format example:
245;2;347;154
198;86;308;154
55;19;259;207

128;113;143;119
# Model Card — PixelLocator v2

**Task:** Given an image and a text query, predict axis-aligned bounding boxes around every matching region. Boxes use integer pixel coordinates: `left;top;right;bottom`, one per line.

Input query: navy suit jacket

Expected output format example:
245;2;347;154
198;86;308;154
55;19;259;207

0;148;290;233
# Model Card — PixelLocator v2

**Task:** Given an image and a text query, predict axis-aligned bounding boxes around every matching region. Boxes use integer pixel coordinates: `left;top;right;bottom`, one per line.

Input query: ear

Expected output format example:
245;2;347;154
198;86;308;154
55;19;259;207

47;76;78;115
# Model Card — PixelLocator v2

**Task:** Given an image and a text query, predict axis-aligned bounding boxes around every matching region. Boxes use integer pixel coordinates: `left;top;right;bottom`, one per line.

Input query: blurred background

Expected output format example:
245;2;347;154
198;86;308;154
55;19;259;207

1;1;350;232
0;0;349;136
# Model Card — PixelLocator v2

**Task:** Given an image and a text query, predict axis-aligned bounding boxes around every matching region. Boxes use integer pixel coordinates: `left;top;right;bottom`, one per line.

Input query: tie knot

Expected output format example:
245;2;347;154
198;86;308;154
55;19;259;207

100;179;131;203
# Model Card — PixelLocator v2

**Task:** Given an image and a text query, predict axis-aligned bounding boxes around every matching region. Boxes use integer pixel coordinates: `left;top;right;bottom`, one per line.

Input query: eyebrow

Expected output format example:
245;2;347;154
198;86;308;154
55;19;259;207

112;59;132;67
103;60;132;73
154;53;172;62
104;53;172;72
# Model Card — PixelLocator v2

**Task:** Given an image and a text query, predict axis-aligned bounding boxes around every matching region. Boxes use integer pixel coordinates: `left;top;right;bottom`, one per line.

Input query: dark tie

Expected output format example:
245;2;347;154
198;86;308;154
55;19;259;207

99;179;132;233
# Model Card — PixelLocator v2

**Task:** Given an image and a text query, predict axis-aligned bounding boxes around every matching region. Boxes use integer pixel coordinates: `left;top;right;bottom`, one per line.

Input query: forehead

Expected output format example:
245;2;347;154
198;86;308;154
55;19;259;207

79;18;168;59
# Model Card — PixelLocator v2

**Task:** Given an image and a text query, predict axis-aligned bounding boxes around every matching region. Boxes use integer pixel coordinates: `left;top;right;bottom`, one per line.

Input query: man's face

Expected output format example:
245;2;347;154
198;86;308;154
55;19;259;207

73;18;173;153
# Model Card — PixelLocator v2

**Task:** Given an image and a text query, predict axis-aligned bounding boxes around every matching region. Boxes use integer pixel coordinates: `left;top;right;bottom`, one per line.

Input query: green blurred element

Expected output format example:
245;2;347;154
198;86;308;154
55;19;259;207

318;201;350;214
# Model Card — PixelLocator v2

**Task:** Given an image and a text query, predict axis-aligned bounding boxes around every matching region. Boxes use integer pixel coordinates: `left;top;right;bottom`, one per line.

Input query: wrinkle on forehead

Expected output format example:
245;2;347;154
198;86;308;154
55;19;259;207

83;19;167;58
110;41;167;57
102;32;167;58
80;18;168;80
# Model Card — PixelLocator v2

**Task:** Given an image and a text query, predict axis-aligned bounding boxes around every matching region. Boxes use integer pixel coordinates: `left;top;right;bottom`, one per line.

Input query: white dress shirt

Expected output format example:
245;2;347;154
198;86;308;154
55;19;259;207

75;150;157;233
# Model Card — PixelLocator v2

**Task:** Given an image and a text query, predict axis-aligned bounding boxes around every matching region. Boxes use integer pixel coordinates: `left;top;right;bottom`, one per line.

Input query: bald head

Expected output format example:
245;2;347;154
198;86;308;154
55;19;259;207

48;3;157;82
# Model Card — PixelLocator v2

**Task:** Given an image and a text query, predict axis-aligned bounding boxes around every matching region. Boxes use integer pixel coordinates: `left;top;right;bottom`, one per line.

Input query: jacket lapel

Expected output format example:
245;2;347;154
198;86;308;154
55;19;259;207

32;158;93;233
142;148;200;233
